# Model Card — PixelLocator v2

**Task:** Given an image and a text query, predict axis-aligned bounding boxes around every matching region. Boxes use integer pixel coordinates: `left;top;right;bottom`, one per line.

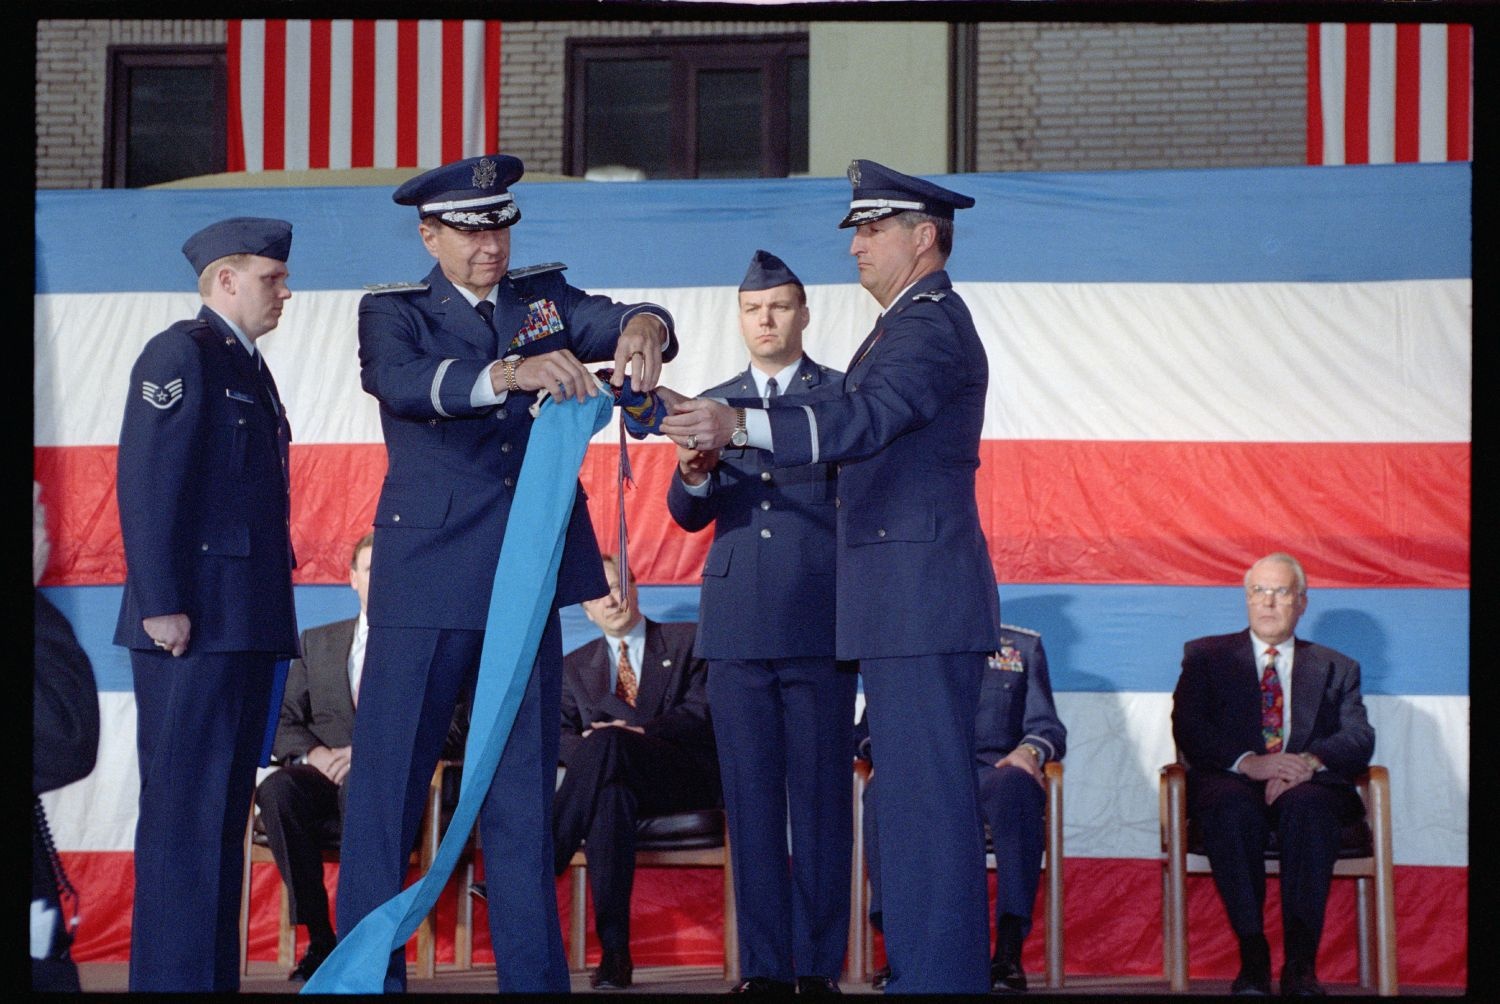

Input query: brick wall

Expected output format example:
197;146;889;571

975;22;1306;171
36;20;226;190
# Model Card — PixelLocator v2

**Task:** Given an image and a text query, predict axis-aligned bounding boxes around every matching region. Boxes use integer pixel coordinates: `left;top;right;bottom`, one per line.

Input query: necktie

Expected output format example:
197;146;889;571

615;640;638;706
765;376;779;404
1260;646;1283;753
476;299;496;325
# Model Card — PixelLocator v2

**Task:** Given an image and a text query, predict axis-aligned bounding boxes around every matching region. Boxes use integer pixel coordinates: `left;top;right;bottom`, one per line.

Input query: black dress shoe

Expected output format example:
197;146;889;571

990;956;1028;993
1280;963;1326;997
871;966;891;991
796;976;840;994
591;948;633;990
289;941;333;982
729;976;796;993
1233;933;1272;995
1231;970;1272;995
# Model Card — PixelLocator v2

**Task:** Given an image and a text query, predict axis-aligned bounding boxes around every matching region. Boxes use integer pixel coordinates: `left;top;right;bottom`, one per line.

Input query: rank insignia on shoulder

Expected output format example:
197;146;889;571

142;378;183;410
1000;624;1040;637
912;290;947;303
989;646;1026;673
507;262;567;281
363;280;430;295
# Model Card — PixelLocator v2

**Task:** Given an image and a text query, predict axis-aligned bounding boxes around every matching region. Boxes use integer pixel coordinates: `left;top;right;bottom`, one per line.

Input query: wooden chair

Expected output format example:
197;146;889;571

453;807;738;982
237;759;457;978
1158;761;1397;995
848;757;1065;988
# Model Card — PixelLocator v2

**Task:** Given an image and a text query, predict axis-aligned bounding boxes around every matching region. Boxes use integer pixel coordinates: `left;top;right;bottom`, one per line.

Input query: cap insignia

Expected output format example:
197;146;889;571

472;157;498;190
847;160;861;186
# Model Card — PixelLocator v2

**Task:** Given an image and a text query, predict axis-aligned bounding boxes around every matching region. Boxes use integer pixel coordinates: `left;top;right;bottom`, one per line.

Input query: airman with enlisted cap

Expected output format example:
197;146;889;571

335;153;679;994
661;158;1000;992
114;215;300;990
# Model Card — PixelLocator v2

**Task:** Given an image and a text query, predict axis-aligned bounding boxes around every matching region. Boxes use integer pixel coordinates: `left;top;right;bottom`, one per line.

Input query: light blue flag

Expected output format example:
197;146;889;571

303;390;613;993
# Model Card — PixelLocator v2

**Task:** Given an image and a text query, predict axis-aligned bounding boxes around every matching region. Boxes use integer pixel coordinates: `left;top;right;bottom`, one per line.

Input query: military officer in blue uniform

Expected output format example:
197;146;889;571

114;217;300;991
663;160;1002;993
335;154;676;994
858;626;1066;993
666;251;853;994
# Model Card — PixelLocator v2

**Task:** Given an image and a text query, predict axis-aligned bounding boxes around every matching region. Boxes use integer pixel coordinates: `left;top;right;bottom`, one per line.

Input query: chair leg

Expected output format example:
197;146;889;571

1356;876;1373;989
416;912;435;979
277;880;295;967
455;859;473;971
1163;781;1189;991
568;862;588;972
722;830;739;984
847;768;867;983
1045;857;1064;988
239;811;254;975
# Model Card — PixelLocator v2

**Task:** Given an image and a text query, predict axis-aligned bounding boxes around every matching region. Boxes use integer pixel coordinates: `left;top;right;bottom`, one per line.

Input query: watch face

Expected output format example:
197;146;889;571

731;431;748;446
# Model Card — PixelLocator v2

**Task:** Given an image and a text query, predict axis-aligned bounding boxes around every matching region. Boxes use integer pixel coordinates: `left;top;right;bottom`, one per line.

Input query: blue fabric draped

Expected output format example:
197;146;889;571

303;391;613;993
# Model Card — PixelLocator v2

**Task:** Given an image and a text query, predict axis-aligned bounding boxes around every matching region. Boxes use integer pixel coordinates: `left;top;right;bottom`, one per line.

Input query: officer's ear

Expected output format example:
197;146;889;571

913;220;937;255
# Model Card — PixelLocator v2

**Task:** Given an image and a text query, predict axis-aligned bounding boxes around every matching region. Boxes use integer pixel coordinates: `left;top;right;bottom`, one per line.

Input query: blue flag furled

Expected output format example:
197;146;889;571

302;390;613;993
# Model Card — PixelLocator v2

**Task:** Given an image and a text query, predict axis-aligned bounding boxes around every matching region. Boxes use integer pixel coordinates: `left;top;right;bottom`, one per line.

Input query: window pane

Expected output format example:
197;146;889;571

696;69;762;179
787;56;809;175
125;66;224;187
585;60;671;179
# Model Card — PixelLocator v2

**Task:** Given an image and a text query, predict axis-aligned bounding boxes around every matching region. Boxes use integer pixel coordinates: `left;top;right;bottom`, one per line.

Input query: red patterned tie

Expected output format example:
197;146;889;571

614;640;638;707
1260;647;1283;753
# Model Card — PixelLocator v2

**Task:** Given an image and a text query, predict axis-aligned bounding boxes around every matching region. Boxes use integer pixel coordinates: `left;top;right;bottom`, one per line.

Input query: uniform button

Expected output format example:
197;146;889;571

428;418;438;427
760;528;772;539
393;514;401;522
495;408;507;420
504;477;515;488
237;417;247;426
760;471;772;482
759;500;771;511
850;383;859;391
835;498;841;508
877;528;887;537
200;543;209;551
500;442;512;453
836;463;843;473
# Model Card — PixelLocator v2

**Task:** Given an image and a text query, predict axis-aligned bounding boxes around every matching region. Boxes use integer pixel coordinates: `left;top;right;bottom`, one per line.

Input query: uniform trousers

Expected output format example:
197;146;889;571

254;764;348;946
1188;770;1362;959
552;727;721;951
865;762;1046;946
859;651;990;994
336;615;568;994
129;649;275;992
708;657;855;982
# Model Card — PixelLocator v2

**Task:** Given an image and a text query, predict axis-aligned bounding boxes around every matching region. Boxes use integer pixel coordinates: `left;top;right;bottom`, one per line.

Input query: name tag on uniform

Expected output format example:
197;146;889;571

225;388;257;404
510;298;564;349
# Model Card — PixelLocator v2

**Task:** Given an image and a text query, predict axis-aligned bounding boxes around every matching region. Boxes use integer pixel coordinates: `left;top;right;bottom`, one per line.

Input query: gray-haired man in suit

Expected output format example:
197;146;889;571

254;533;465;982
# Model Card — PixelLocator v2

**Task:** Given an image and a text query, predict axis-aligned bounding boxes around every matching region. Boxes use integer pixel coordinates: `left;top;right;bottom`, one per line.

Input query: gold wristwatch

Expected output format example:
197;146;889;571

729;407;749;447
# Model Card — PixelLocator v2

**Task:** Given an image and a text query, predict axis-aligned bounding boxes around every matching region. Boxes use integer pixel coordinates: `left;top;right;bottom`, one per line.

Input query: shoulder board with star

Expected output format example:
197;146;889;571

507;262;567;281
999;623;1041;637
363;280;430;295
912;290;948;303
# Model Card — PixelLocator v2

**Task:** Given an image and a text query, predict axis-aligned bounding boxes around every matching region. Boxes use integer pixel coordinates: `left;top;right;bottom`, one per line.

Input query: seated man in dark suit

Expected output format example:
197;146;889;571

253;534;465;982
858;624;1065;994
552;554;720;991
1172;552;1374;997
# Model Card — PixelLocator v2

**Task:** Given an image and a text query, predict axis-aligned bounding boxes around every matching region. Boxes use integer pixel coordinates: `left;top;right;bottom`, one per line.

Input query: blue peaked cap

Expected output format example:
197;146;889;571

838;159;976;228
181;217;292;275
393;154;525;231
739;249;804;293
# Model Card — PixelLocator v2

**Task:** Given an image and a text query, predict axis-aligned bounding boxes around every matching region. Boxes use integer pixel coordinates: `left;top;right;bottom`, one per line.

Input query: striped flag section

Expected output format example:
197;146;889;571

1308;22;1472;165
227;19;501;173
33;166;1468;984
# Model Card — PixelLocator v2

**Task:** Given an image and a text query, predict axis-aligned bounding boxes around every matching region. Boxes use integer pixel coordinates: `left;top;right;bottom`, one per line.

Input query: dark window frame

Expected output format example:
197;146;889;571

104;44;227;189
564;34;809;180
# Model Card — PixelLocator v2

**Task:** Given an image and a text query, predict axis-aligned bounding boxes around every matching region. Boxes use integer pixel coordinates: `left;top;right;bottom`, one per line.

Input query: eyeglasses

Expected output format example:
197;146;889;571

1246;585;1302;602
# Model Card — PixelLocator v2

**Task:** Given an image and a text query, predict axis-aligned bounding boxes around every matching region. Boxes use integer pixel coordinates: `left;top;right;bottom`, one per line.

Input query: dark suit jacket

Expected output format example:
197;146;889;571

1172;629;1374;785
666;355;841;660
558;619;716;773
113;306;299;655
763;271;1001;660
358;264;676;628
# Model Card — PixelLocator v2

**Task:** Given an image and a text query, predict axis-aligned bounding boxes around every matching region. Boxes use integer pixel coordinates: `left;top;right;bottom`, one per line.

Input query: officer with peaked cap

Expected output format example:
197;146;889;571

663;161;1001;993
335;154;677;993
666;249;852;993
114;216;301;991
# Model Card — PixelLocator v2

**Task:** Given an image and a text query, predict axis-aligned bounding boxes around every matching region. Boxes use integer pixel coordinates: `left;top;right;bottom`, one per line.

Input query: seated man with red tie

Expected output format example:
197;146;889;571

552;554;720;991
1172;552;1374;997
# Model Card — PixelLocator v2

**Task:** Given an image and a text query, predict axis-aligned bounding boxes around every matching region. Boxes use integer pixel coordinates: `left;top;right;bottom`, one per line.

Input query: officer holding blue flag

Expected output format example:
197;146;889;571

115;217;301;991
335;154;676;993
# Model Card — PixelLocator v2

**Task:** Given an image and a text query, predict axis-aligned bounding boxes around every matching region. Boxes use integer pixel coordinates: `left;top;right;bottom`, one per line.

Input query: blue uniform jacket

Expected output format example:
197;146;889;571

765;271;1001;659
666;356;841;660
357;263;675;628
113;307;299;655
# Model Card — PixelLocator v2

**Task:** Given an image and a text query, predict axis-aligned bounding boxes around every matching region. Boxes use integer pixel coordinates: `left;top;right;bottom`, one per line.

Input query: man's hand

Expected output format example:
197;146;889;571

306;744;353;785
661;398;738;450
1239;751;1316;803
612;315;666;391
142;613;191;657
497;348;599;401
996;747;1045;788
676;444;721;486
583;719;645;738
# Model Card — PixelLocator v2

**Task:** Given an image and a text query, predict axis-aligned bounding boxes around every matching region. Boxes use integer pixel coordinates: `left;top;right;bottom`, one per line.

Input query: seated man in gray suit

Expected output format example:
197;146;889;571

552;554;720;991
253;534;465;981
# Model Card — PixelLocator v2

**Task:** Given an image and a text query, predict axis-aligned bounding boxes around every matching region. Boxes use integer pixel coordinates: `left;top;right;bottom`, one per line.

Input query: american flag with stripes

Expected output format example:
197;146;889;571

227;19;501;172
1308;22;1472;165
